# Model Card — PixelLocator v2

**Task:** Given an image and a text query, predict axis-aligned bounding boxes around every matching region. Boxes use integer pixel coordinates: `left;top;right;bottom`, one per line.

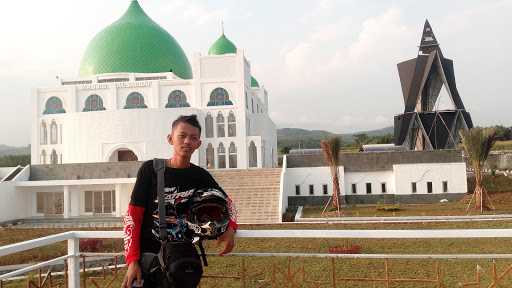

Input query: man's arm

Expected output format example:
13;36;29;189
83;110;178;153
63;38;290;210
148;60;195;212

122;161;152;287
123;205;145;265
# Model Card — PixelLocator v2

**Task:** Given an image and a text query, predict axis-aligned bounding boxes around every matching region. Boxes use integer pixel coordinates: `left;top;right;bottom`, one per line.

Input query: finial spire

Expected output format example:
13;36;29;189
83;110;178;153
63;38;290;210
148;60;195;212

419;19;439;53
221;20;224;35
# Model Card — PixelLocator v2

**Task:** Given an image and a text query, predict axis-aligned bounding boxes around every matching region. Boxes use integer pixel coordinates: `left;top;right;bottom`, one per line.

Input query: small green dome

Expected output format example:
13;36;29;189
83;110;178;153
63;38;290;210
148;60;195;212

208;34;237;55
79;0;192;79
251;76;260;88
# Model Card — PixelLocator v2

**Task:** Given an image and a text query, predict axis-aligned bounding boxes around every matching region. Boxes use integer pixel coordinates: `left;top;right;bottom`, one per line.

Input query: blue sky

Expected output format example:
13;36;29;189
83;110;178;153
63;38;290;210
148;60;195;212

0;0;510;146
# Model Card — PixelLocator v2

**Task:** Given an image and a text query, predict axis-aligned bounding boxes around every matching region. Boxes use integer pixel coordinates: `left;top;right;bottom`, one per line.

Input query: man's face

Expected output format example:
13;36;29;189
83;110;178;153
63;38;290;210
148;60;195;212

168;122;202;158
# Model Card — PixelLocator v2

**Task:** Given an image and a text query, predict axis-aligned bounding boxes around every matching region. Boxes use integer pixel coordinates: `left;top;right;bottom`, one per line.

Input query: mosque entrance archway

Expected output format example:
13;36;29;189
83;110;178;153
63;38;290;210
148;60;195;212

109;148;138;162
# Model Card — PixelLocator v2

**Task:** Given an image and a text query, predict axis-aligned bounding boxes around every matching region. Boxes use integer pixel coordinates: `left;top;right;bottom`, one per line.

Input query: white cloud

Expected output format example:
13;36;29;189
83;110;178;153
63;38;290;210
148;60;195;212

161;0;227;26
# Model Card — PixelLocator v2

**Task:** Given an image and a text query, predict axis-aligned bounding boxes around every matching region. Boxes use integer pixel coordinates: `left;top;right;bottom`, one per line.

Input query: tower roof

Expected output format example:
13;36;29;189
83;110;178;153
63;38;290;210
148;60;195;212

419;19;439;53
208;33;237;55
79;0;192;79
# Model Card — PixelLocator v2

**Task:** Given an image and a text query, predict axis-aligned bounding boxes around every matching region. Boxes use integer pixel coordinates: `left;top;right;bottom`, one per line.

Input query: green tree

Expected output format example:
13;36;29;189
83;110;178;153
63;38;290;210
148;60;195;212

320;137;343;216
0;155;30;167
460;128;497;213
279;146;291;155
353;133;369;151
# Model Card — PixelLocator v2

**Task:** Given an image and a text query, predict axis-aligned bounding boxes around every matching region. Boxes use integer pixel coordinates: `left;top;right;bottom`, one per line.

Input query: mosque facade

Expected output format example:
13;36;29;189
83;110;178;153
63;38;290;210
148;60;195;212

33;0;277;170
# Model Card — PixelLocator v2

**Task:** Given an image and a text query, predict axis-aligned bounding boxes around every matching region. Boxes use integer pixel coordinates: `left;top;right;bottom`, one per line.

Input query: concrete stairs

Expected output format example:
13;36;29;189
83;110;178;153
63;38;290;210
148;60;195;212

210;168;282;224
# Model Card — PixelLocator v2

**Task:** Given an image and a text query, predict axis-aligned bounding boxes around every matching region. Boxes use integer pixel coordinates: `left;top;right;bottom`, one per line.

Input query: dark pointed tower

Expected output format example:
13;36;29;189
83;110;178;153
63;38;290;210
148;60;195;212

394;20;473;150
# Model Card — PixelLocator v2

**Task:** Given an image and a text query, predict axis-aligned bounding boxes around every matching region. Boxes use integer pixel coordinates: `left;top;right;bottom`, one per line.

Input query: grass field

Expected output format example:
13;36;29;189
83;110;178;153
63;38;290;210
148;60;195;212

493;140;512;151
302;191;512;218
3;221;512;287
2;188;512;287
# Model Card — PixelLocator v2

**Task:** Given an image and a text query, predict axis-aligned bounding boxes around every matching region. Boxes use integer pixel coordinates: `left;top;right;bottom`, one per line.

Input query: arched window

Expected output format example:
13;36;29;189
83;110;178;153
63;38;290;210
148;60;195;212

228;111;236;137
207;88;233;106
218;143;226;168
245;92;248;109
249;141;257;168
166;90;190;108
43;97;65;114
216;112;225;137
83;94;105;112
206;143;215;169
50;121;58;144
40;121;47;145
229;142;237;168
124;92;147;109
50;149;58;165
251;98;254;113
205;113;214;138
40;150;46;164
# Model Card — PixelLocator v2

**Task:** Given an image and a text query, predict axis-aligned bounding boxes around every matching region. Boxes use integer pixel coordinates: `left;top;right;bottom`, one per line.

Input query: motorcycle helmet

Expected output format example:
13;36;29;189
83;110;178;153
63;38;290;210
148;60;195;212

187;188;230;239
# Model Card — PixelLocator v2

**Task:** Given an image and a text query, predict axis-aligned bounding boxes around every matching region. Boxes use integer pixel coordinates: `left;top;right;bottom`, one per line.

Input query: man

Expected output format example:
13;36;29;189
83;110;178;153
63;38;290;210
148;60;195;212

122;115;237;288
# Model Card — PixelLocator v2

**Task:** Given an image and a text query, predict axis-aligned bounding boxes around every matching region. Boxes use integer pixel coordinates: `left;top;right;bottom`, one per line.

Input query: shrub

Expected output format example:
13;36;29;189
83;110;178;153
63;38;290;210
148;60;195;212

467;174;512;193
376;204;401;211
80;239;103;252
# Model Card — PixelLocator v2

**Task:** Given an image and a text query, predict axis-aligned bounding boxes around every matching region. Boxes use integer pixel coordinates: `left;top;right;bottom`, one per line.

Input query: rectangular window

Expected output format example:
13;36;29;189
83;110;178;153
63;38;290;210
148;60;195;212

352;183;357;194
443;181;448;193
412;182;417;193
366;183;372;194
309;185;314;195
295;185;300;196
103;191;112;213
381;183;387;193
323;184;328;195
427;181;433;193
93;191;103;213
36;192;45;214
84;191;92;213
85;190;115;214
36;192;63;215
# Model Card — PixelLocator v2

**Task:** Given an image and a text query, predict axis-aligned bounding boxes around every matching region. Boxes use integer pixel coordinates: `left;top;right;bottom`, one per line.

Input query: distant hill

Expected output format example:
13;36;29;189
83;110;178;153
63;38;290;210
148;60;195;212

0;145;30;157
277;126;394;151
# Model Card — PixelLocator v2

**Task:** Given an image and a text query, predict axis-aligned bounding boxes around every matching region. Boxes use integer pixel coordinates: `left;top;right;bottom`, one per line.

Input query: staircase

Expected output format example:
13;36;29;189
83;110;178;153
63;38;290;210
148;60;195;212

2;166;24;182
210;168;282;224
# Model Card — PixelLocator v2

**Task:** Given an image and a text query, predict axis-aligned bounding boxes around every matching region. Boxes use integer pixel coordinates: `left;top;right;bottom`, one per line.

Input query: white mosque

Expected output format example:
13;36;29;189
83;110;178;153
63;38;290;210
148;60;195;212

33;0;277;169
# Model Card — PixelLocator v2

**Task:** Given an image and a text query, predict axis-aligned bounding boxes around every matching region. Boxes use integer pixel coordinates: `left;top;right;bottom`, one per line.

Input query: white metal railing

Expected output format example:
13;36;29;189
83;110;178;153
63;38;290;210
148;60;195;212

1;229;512;287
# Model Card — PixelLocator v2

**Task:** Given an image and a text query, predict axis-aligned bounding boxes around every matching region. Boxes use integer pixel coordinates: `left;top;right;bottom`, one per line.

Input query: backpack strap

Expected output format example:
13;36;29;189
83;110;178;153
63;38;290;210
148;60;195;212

153;158;168;242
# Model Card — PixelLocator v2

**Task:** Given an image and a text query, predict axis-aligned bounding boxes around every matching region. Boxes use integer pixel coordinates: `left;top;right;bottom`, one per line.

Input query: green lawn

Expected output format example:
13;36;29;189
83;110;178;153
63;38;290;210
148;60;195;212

493;140;512;151
301;191;512;218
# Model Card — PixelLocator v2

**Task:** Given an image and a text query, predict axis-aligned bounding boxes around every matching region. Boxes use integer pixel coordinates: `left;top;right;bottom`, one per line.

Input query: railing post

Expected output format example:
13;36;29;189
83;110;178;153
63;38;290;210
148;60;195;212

67;237;80;288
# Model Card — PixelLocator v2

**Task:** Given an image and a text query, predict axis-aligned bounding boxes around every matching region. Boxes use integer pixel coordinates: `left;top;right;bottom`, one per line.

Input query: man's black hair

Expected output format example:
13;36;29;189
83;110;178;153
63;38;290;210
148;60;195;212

172;114;202;134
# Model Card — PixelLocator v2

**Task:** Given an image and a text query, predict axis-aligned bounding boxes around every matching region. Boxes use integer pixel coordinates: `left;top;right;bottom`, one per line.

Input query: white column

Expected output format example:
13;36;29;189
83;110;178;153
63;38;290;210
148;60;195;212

63;186;70;219
67;237;80;288
70;188;80;217
115;184;122;217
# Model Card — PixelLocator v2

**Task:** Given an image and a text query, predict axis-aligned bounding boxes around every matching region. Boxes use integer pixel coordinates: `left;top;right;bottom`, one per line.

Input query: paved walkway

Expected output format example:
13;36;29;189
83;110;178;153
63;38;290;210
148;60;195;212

1;217;123;229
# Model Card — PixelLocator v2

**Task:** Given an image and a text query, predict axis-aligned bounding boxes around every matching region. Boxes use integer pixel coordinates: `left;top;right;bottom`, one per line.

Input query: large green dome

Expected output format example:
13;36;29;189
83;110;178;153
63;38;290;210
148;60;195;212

208;34;237;55
79;0;192;79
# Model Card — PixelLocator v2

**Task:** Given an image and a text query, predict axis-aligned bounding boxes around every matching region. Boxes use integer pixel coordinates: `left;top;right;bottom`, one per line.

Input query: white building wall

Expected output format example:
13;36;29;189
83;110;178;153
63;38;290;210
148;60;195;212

284;166;345;198
33;51;276;170
393;162;467;194
283;162;466;202
344;171;395;195
0;166;31;222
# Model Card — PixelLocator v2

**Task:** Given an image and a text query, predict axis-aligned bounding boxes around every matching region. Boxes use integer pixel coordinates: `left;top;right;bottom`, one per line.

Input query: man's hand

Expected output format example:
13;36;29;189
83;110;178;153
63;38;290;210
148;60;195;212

121;261;142;288
216;226;235;256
